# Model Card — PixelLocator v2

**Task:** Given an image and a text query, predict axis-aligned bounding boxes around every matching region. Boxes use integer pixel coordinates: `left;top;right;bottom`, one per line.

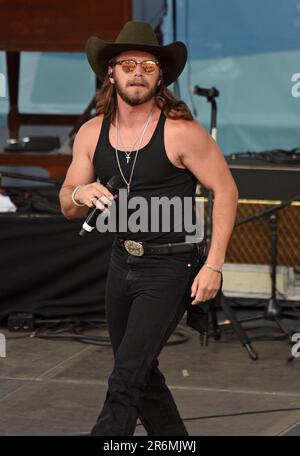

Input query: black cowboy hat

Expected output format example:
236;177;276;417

85;21;187;86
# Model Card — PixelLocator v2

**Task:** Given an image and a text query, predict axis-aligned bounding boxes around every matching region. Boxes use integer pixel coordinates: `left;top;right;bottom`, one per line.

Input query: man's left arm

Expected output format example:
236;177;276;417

176;120;239;304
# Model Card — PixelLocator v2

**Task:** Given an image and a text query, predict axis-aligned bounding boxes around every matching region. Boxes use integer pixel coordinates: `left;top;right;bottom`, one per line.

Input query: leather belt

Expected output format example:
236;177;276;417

117;238;206;257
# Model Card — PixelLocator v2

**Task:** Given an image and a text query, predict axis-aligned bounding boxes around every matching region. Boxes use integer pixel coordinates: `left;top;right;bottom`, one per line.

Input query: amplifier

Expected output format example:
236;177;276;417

197;157;300;267
225;156;300;200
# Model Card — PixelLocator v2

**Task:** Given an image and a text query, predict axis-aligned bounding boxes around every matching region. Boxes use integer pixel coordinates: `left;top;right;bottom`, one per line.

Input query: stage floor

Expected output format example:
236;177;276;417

0;312;300;436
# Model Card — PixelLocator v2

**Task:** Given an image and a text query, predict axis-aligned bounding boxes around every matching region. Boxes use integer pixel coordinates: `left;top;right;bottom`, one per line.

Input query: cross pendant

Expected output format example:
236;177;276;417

127;184;130;195
126;155;130;164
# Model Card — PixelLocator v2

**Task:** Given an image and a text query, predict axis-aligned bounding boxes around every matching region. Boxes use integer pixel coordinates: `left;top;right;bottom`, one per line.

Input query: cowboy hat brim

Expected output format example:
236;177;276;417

85;37;187;86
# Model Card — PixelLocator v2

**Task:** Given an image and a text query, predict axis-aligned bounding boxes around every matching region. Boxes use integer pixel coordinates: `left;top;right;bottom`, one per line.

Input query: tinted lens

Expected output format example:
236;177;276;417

141;61;157;73
120;59;158;73
121;60;137;73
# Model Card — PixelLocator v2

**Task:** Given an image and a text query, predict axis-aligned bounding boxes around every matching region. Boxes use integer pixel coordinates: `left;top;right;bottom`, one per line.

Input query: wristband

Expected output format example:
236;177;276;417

71;185;85;207
204;261;222;274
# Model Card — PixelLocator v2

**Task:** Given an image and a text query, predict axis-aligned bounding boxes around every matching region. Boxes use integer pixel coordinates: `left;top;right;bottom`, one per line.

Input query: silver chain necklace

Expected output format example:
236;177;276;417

117;123;147;164
115;108;153;195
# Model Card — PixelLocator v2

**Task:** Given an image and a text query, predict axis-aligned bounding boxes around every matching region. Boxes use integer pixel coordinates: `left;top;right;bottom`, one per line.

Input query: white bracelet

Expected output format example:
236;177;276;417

71;185;85;207
204;261;222;274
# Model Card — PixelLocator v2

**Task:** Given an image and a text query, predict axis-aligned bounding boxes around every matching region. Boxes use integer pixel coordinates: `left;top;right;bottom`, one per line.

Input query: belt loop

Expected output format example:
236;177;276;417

167;243;172;255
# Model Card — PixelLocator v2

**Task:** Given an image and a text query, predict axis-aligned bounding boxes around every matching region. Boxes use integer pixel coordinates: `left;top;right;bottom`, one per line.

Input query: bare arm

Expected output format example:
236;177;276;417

175;119;238;267
59;119;115;220
167;119;239;303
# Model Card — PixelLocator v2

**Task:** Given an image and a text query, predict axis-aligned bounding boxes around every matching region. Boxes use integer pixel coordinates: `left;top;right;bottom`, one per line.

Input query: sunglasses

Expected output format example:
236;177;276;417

112;59;160;74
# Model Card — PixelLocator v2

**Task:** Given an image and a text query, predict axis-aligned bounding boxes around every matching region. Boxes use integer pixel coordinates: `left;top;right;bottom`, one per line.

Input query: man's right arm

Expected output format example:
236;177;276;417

59;120;114;220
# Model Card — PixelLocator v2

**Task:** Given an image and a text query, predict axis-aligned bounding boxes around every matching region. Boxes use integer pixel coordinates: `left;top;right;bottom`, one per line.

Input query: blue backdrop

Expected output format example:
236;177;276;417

162;0;300;154
0;0;299;155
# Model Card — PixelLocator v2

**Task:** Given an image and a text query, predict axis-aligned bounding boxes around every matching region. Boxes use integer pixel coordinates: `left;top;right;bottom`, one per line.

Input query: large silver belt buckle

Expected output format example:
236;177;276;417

124;240;145;256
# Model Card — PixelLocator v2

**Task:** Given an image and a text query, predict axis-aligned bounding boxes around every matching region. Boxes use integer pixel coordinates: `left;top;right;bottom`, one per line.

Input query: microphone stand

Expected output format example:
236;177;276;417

193;86;220;246
193;85;258;360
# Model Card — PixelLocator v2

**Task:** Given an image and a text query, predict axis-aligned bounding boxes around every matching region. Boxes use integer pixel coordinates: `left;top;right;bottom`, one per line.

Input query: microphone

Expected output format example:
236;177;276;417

79;175;125;237
193;85;219;100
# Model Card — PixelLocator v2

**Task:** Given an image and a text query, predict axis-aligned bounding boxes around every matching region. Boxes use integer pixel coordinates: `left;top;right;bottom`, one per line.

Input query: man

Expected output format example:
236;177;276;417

59;21;238;436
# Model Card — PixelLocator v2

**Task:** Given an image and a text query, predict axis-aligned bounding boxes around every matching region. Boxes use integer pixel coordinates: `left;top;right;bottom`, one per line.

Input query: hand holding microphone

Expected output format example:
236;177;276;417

74;182;115;209
78;175;125;236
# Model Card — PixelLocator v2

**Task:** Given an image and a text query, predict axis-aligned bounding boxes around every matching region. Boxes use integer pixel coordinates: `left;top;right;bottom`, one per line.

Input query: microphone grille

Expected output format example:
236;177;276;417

107;174;126;192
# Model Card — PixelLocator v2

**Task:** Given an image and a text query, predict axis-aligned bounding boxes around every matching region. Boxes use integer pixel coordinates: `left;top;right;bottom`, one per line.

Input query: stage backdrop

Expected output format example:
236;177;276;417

0;210;114;324
163;0;300;155
1;0;299;155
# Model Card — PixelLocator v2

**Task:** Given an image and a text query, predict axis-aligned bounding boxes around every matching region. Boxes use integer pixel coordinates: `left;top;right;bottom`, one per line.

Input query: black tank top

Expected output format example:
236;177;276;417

92;110;197;243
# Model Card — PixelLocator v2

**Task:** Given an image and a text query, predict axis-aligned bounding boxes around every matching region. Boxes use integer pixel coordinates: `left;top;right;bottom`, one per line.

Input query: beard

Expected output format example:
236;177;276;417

114;78;159;106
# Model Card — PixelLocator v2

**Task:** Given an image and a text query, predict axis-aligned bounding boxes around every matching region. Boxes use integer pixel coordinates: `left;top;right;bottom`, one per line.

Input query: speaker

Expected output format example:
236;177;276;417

225;200;300;267
226;156;300;200
198;156;300;267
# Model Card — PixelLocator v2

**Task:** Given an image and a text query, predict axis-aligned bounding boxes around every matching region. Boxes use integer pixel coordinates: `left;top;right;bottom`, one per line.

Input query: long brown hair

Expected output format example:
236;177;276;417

95;72;193;123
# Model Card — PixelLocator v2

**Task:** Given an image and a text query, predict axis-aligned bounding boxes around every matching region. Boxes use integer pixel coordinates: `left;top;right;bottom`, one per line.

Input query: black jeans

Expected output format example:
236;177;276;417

90;238;202;436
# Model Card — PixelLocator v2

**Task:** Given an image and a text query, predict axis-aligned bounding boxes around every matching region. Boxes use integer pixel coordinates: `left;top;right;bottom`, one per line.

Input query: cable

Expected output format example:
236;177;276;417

172;0;180;98
34;333;112;346
184;0;197;116
6;304;300;347
33;319;111;346
75;406;300;435
31;319;192;348
204;319;299;342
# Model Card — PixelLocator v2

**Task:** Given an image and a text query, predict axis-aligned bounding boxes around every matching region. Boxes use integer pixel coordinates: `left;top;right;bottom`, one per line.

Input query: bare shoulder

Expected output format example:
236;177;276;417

73;114;104;159
165;117;211;166
81;114;104;131
166;117;209;142
165;116;237;194
61;115;105;188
